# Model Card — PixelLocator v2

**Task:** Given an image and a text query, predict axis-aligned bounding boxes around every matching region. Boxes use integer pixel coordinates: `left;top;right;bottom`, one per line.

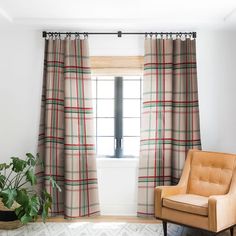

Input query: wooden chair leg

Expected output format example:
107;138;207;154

230;227;234;236
162;221;167;236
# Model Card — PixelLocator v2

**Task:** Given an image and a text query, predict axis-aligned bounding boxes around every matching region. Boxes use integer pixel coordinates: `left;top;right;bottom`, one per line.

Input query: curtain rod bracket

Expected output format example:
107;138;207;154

117;31;122;37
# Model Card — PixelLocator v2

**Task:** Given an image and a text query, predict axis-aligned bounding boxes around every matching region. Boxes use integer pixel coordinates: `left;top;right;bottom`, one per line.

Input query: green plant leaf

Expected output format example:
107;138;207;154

41;189;52;222
41;204;47;223
15;205;24;219
46;176;62;192
20;214;32;224
15;189;29;206
0;175;6;189
26;153;36;166
43;190;52;210
28;195;40;217
26;170;37;185
15;193;40;223
0;188;17;208
26;153;35;159
11;157;27;173
0;153;57;224
0;153;56;224
0;163;10;171
27;159;36;166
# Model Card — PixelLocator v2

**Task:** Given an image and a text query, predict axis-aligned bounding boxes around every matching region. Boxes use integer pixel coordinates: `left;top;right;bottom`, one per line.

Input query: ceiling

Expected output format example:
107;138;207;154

0;0;236;31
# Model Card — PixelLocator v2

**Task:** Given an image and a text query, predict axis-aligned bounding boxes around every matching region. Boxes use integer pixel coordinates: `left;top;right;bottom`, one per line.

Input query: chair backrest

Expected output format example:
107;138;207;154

187;150;236;197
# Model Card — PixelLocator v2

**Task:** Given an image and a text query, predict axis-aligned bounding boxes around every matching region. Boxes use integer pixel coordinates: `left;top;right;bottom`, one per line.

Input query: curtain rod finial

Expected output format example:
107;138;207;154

42;31;47;38
193;32;197;38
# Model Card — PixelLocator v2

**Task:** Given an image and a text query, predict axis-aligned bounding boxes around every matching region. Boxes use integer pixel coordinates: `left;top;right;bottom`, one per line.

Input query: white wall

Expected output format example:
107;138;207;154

197;31;236;153
0;30;43;158
0;29;236;215
97;158;138;215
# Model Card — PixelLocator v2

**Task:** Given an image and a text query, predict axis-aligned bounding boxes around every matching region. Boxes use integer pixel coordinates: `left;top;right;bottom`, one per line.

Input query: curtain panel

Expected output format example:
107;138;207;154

37;38;100;218
138;38;201;217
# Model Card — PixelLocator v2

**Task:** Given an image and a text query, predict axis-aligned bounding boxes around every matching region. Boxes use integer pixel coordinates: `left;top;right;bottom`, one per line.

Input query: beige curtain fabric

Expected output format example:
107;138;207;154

37;38;100;218
137;38;201;217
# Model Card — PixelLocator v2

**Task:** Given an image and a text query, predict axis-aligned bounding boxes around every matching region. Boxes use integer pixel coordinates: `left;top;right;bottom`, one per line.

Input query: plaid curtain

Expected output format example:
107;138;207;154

137;38;201;217
37;38;100;218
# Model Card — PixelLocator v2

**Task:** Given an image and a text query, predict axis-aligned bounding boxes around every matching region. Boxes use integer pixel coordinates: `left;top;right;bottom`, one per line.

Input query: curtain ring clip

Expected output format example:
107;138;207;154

67;32;72;38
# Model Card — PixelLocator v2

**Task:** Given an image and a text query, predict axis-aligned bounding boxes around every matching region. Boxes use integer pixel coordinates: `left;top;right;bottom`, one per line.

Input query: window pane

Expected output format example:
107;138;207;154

97;80;114;98
97;137;114;156
123;99;140;117
92;99;96;117
97;100;114;117
123;118;140;136
93;76;143;158
91;79;96;98
123;76;141;80
97;118;114;136
93;119;96;137
123;137;140;157
123;80;140;98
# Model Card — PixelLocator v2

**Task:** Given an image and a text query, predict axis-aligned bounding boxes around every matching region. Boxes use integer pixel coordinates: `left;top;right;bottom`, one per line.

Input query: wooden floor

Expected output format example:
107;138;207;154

44;215;158;224
43;216;235;235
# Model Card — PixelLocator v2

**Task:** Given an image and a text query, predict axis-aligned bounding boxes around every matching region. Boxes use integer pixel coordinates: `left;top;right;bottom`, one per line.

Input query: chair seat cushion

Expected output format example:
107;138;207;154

163;194;208;216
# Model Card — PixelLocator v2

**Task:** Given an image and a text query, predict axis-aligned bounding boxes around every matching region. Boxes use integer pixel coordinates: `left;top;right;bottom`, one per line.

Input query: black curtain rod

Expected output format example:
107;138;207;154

42;31;197;38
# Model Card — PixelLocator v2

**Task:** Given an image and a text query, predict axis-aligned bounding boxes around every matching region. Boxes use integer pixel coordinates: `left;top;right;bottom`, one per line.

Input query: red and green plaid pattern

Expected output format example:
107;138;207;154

137;38;201;217
37;38;100;218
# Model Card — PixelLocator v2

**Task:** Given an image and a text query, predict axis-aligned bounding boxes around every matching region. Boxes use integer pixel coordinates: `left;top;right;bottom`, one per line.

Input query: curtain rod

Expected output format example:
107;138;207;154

42;31;197;38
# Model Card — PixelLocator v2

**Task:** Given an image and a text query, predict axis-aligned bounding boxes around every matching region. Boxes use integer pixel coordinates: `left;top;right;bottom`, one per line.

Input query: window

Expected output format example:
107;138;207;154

92;75;142;158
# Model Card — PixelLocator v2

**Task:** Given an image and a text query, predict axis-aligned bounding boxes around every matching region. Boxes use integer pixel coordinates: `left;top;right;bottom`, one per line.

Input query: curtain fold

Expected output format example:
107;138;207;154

37;38;100;218
137;38;201;217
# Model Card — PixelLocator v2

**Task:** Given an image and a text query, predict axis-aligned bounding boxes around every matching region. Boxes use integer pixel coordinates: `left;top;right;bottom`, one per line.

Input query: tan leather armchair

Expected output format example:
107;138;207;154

155;149;236;236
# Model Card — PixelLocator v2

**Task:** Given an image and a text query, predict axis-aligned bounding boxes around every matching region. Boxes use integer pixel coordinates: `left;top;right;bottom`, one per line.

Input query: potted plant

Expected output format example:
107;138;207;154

0;153;60;229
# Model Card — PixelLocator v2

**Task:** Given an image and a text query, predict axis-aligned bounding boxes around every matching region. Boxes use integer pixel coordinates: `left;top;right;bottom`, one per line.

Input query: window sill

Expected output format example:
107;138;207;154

97;157;139;168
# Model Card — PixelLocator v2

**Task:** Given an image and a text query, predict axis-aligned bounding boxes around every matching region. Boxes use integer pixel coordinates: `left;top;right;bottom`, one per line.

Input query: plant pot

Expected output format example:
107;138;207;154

0;199;23;229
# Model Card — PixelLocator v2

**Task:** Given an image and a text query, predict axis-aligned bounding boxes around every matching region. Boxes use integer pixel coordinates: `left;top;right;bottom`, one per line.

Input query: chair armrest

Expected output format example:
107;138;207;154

155;185;187;218
155;185;187;198
208;194;236;232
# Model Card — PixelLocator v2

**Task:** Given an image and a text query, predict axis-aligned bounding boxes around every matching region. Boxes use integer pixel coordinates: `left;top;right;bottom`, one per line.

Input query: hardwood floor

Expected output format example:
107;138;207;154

44;216;158;224
43;216;235;235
